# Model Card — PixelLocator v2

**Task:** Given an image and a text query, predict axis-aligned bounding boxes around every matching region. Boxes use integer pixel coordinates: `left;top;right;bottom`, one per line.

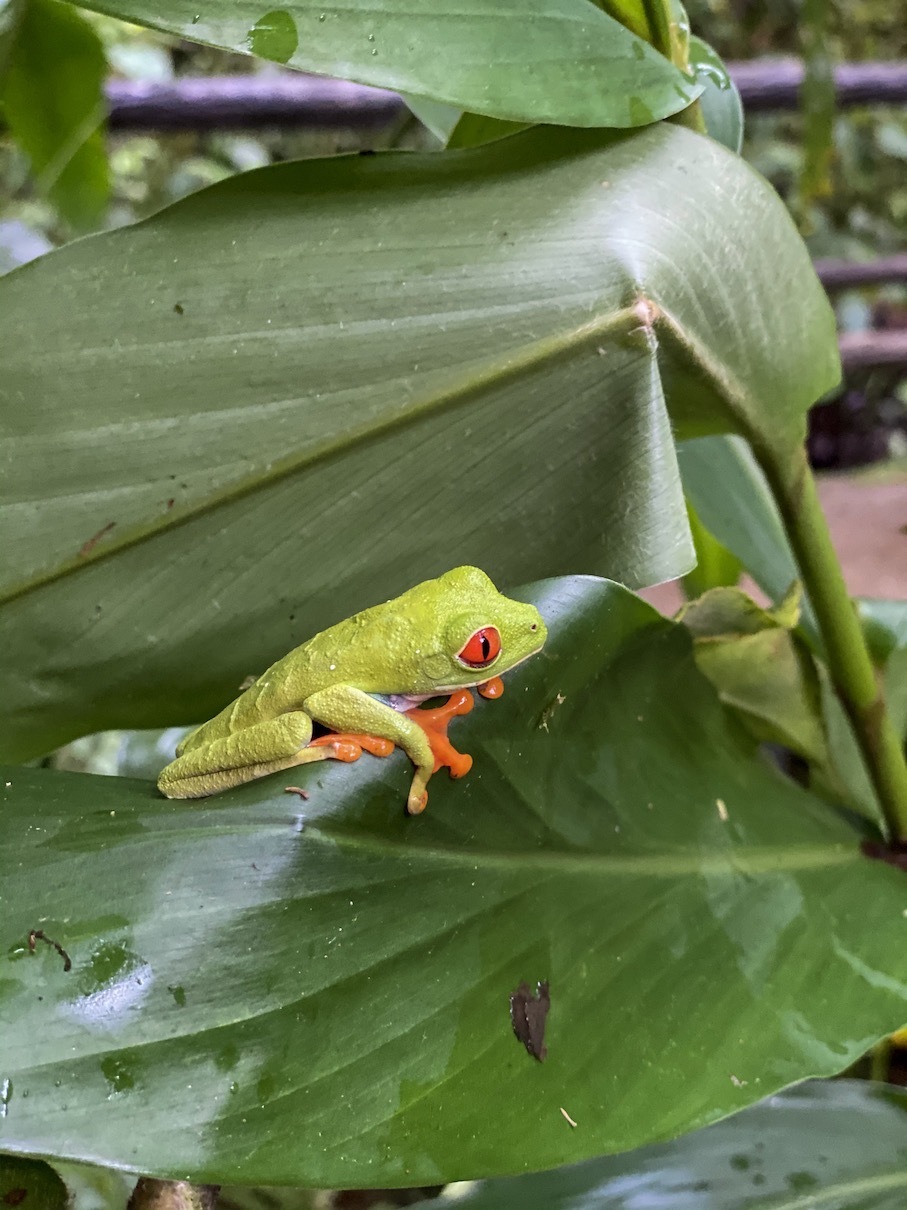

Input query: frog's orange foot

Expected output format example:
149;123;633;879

406;690;474;779
478;675;505;700
411;688;474;729
309;733;396;762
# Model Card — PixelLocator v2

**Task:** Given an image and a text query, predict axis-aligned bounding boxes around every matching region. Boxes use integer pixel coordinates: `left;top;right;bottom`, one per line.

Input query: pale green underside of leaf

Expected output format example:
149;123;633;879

62;0;702;128
0;125;838;760
1;579;905;1185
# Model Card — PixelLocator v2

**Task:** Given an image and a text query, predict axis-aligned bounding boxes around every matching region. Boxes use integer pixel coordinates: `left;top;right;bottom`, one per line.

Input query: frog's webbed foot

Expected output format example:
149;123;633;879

308;733;396;762
405;689;475;779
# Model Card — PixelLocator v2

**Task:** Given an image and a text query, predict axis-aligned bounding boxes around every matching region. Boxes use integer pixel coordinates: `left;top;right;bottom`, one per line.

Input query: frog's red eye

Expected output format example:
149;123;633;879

458;627;502;668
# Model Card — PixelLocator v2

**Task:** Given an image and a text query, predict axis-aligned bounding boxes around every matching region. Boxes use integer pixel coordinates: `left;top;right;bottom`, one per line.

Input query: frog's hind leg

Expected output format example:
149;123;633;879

158;710;329;799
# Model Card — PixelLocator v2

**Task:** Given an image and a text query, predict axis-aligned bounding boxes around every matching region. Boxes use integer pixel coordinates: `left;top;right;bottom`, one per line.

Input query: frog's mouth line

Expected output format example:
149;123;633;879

439;641;546;695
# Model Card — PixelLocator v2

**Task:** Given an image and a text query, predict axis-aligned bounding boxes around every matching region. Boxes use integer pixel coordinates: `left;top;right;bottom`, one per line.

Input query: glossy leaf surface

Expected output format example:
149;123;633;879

62;0;700;128
411;1081;907;1210
0;124;837;760
690;34;743;154
2;578;906;1184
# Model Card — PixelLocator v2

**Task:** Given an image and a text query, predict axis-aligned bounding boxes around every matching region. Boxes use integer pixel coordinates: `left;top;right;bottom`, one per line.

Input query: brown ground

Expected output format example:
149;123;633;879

641;468;907;616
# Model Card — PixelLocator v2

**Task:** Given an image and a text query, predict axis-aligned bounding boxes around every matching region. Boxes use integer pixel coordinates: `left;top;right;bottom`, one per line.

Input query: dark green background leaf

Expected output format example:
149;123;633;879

679;435;820;641
408;1081;907;1210
2;579;906;1184
0;0;108;230
681;499;742;597
690;34;743;154
0;124;837;761
0;1156;68;1210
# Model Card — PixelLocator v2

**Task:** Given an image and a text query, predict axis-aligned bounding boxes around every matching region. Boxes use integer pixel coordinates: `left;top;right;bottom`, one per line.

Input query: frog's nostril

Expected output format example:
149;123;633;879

530;623;538;631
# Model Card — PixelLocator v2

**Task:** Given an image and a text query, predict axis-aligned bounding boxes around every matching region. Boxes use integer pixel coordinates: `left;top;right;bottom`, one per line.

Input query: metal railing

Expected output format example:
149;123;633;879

102;61;907;371
105;61;907;131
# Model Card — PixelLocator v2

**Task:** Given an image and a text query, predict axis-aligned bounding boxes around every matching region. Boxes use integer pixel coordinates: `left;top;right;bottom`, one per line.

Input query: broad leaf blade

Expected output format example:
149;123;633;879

2;579;906;1184
66;0;700;128
0;125;838;759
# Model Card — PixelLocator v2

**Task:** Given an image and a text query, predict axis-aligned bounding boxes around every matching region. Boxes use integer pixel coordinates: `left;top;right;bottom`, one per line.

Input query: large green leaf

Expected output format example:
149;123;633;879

2;578;907;1184
61;0;700;128
0;124;837;760
0;0;108;230
408;1081;907;1210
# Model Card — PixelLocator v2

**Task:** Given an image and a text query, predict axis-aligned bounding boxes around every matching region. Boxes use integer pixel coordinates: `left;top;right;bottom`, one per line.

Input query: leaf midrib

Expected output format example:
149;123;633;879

0;307;639;607
11;812;862;878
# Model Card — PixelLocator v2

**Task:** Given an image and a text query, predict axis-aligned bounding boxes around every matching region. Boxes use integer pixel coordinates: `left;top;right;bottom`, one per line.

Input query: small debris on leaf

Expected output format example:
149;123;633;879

730;1073;748;1087
77;521;116;558
238;674;258;691
560;1106;578;1128
538;693;565;732
716;798;729;821
510;979;550;1061
28;929;72;972
285;786;310;800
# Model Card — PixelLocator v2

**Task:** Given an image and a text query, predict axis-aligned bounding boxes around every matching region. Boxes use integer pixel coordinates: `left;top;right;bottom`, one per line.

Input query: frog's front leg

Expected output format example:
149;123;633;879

159;710;331;799
304;685;437;815
405;690;475;777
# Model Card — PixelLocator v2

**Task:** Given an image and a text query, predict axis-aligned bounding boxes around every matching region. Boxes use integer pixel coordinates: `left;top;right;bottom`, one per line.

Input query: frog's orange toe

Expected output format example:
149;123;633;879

448;751;473;779
309;733;396;762
320;739;362;763
478;675;505;700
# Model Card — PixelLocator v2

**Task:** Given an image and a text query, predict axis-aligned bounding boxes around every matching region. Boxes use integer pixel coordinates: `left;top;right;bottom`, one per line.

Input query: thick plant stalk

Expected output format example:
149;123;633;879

758;443;907;841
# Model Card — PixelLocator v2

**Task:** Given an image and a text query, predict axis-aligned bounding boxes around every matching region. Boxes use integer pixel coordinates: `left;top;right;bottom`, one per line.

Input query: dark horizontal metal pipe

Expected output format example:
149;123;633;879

105;60;907;132
839;331;907;370
106;74;406;131
731;59;907;111
814;255;907;290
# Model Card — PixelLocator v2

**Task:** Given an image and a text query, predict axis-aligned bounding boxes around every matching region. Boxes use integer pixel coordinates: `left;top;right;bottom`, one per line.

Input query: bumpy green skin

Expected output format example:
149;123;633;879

157;566;546;812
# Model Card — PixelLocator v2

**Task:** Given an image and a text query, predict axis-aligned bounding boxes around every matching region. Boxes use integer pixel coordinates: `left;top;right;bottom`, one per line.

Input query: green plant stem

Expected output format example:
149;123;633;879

758;444;907;842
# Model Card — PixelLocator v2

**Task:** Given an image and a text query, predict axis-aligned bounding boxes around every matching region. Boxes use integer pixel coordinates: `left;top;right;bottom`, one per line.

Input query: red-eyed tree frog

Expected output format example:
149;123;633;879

157;566;547;814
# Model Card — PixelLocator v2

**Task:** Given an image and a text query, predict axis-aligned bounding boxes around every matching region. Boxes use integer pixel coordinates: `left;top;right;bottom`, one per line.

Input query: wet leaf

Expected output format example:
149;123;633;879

1;578;906;1184
67;0;701;129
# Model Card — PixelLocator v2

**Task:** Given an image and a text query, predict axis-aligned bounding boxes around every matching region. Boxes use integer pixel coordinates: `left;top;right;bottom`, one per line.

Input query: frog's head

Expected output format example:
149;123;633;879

417;566;547;693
